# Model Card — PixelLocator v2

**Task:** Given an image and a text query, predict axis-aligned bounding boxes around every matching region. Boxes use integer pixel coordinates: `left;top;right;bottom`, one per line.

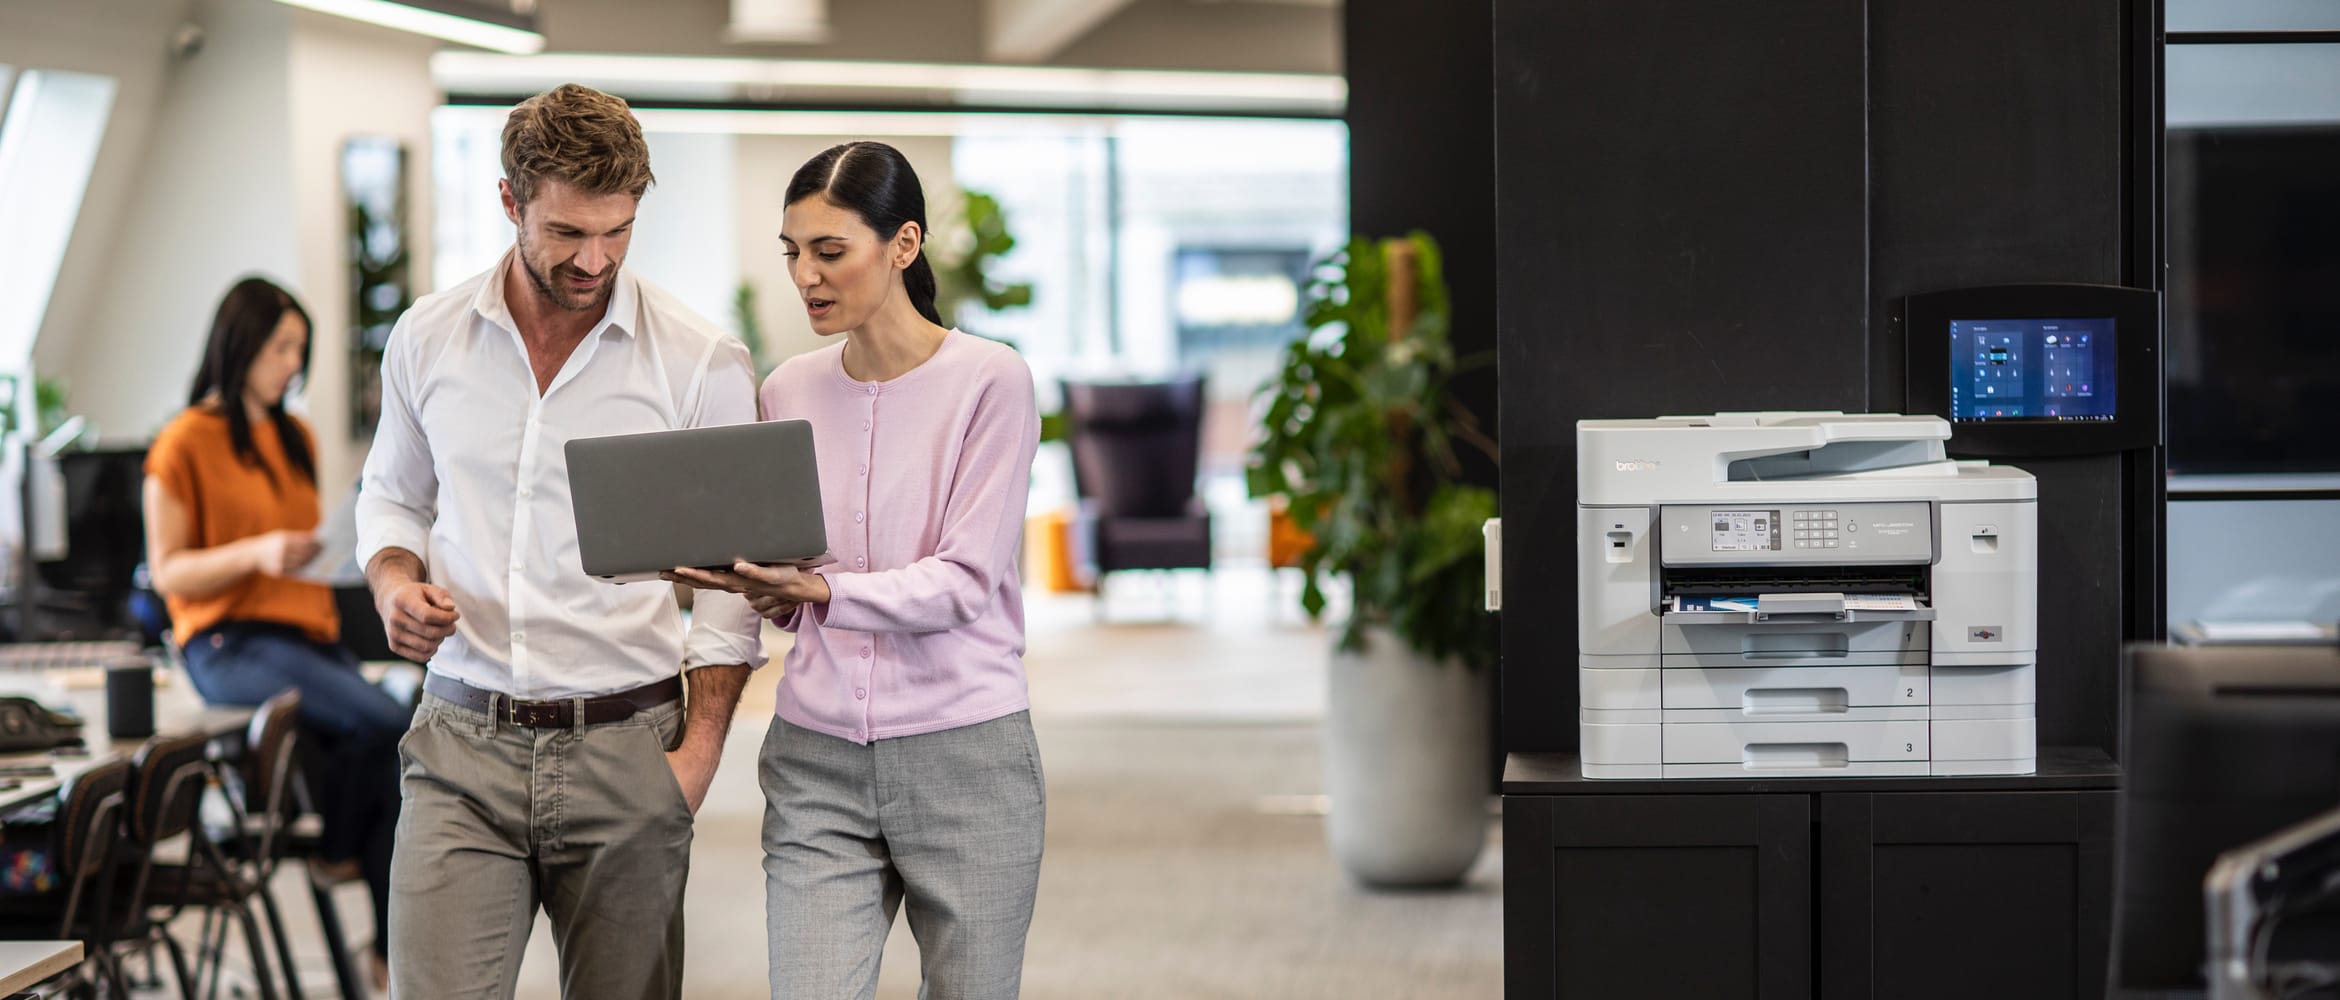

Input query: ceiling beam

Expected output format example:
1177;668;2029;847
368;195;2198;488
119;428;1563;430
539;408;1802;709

983;0;1137;62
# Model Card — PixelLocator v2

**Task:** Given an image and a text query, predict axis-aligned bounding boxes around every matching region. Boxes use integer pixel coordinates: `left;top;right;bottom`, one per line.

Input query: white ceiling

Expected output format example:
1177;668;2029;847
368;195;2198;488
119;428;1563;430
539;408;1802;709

527;0;1338;75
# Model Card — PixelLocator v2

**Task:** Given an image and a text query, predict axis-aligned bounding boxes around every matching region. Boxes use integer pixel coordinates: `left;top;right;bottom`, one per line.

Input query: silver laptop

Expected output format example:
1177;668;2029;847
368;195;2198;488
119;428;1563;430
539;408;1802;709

566;420;827;583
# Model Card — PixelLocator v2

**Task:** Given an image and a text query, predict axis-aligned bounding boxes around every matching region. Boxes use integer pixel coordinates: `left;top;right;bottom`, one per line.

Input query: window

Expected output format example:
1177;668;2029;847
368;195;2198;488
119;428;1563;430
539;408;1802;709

2165;33;2340;476
0;68;118;370
427;108;1348;559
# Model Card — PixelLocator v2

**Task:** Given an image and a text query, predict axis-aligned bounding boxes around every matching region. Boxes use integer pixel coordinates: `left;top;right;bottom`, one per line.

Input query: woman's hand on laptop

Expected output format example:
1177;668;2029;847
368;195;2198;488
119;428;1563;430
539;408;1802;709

664;561;830;619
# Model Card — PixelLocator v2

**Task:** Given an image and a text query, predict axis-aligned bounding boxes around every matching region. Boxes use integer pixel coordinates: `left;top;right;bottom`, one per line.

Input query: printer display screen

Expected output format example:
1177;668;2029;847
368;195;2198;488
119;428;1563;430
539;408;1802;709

1949;317;2118;423
1710;510;1781;552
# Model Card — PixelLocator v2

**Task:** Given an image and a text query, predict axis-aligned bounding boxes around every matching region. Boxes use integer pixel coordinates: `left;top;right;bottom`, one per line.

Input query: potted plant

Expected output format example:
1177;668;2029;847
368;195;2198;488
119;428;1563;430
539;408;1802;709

929;188;1035;331
1249;231;1499;887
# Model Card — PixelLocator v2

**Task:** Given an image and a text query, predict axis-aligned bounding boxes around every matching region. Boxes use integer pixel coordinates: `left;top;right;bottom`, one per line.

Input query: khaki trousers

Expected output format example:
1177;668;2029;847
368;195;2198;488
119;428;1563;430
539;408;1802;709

389;691;692;999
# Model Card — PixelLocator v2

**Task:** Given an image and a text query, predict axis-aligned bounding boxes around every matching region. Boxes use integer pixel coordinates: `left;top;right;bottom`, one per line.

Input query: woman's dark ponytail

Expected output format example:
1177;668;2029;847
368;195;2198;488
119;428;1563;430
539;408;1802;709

903;251;943;326
785;141;946;327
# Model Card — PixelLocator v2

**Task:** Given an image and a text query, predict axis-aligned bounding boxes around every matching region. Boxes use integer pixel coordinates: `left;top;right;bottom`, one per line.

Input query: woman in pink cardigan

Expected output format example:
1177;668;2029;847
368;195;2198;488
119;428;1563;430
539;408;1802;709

670;141;1044;999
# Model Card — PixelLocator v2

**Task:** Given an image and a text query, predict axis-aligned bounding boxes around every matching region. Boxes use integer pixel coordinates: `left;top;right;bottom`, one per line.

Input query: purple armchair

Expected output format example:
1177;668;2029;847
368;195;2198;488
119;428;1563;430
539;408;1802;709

1060;376;1214;596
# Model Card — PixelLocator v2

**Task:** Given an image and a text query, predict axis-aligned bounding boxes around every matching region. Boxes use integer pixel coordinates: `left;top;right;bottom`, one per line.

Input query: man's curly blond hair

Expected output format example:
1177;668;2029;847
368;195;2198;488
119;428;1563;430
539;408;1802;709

501;83;655;205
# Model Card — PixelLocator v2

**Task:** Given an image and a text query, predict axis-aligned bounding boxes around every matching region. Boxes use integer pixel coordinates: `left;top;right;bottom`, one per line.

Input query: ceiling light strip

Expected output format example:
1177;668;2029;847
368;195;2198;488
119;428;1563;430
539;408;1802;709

276;0;545;54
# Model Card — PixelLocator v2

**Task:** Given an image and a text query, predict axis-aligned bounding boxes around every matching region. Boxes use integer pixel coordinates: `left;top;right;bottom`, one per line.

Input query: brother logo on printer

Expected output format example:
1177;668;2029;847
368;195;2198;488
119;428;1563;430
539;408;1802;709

1614;459;1660;472
1970;626;2003;642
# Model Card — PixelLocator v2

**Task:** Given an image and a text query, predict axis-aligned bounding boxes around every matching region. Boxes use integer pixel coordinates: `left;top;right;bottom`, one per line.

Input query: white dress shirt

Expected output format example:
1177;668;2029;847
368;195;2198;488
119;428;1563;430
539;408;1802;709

356;251;766;698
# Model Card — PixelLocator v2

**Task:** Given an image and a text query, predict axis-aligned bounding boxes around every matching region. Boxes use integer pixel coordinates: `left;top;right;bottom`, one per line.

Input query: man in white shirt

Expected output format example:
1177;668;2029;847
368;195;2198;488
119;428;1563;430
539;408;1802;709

356;83;764;999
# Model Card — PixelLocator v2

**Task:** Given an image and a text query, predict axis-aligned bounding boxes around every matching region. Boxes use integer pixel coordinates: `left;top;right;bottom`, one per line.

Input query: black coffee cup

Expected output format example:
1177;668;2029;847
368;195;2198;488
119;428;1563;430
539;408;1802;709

106;664;155;739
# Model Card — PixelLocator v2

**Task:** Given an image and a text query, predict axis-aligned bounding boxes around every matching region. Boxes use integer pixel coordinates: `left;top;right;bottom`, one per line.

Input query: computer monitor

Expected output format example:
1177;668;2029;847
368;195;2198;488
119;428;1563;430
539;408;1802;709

27;447;148;635
2111;643;2340;991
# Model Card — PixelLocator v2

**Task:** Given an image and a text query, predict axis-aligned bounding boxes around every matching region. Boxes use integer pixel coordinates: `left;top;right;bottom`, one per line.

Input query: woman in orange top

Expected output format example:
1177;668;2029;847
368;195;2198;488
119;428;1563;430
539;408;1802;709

142;277;406;986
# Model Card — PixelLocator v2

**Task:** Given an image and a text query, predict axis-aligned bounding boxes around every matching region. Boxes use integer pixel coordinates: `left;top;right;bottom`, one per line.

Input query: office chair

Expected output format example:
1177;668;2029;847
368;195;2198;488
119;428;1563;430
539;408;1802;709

1060;376;1214;617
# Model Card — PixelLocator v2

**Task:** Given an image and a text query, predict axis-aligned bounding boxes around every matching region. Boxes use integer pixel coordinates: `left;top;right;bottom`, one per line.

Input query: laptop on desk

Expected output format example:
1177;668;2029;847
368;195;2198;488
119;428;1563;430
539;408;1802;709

566;420;828;584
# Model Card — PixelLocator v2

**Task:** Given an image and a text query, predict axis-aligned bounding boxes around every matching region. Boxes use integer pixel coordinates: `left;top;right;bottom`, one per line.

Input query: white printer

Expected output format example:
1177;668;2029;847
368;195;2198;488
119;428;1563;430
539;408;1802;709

1578;412;2037;778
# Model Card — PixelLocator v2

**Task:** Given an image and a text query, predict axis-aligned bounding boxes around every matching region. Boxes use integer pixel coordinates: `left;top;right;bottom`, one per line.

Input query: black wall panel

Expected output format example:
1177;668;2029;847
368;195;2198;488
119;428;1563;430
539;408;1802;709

1493;0;1872;751
1492;0;2150;753
1866;0;2125;407
1344;0;1498;492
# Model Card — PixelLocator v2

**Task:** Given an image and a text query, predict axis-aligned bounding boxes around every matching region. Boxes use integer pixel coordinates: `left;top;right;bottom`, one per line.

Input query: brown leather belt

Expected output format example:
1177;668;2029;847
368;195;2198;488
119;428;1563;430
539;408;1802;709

422;673;683;729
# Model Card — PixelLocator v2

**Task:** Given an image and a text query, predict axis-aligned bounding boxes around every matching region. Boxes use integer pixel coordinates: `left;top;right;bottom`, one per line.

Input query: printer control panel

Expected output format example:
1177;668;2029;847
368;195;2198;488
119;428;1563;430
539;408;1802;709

1659;501;1935;566
1788;508;1842;550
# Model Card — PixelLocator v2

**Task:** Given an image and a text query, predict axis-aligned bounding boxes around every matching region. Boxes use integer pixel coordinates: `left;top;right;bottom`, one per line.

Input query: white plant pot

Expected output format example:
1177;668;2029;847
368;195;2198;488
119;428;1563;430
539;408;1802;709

1324;624;1491;888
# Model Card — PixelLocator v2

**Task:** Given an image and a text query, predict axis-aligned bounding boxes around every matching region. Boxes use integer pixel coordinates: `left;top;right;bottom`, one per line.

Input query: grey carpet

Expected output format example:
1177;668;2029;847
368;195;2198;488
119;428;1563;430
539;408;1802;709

198;569;1503;998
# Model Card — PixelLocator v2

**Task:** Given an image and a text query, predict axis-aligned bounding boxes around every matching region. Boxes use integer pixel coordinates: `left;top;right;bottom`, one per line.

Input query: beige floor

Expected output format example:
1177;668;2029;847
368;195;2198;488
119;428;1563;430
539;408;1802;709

177;565;1501;999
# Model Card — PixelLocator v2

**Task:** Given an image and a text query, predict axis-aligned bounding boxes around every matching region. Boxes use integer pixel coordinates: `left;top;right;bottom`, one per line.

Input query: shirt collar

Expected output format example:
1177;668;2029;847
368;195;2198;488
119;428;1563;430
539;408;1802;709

470;247;640;340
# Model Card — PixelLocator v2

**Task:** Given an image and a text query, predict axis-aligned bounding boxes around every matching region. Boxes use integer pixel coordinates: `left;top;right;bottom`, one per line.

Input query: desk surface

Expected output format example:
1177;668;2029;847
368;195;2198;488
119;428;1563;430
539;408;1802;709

1503;745;2120;795
0;939;81;994
0;662;252;813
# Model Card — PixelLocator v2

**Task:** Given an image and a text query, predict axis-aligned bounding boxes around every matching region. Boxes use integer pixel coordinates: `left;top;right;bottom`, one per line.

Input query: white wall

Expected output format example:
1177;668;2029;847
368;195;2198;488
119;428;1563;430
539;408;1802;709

56;0;301;447
5;0;438;508
734;134;957;368
0;0;195;404
286;8;442;503
630;131;741;334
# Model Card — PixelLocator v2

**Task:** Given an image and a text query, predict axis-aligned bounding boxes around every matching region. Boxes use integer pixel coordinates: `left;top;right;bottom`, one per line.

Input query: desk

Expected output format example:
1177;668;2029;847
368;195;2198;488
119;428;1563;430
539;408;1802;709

0;663;252;813
0;939;81;995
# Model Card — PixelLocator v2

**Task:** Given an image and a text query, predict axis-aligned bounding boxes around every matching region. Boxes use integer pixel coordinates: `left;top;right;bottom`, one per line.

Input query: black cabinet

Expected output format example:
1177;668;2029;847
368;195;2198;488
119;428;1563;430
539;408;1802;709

1504;751;2118;1000
1506;794;1811;1000
1821;790;2117;1000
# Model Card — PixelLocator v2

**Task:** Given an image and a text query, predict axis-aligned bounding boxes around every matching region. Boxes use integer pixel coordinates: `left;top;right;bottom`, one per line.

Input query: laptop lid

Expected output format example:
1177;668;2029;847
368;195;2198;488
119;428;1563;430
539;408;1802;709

565;420;827;583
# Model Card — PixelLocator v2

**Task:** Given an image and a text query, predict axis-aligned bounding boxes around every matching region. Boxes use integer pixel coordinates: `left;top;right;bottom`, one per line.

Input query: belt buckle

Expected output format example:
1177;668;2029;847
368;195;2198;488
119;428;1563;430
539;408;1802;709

508;699;561;728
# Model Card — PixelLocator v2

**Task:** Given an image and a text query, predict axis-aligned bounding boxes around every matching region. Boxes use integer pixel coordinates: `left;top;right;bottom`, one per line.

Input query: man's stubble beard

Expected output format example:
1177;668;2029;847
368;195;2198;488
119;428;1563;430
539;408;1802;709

516;228;618;313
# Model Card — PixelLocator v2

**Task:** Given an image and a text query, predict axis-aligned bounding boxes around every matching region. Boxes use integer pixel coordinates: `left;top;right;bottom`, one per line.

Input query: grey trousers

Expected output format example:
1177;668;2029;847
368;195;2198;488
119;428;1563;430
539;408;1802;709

762;711;1047;1000
389;692;693;1000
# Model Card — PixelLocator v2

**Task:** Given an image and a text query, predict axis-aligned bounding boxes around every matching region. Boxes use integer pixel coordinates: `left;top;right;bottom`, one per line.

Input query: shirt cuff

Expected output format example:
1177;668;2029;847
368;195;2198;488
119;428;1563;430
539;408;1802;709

354;513;430;572
683;595;770;670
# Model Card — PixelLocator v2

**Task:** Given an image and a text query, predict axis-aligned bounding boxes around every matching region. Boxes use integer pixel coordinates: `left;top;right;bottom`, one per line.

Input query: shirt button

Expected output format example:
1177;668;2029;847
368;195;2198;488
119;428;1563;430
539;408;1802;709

859;647;871;659
854;687;866;699
518;487;532;499
854;511;864;523
510;632;524;644
861;420;870;431
855;556;866;567
867;386;878;396
858;464;867;476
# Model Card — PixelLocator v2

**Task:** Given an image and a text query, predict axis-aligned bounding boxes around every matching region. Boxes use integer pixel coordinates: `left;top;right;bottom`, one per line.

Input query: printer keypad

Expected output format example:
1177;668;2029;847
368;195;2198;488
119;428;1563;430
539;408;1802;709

1792;510;1840;549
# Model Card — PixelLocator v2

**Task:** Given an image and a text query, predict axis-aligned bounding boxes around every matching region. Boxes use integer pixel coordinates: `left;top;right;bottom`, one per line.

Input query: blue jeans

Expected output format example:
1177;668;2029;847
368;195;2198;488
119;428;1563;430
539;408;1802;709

183;621;411;956
182;623;411;743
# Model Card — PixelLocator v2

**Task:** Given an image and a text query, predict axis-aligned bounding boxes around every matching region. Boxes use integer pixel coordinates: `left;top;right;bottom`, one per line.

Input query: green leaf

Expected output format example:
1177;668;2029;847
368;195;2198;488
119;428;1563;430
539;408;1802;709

1245;232;1500;669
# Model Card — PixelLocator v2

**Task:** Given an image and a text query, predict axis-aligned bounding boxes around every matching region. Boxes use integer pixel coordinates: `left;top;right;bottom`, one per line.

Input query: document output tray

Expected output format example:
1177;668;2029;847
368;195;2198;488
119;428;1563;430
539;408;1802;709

1663;592;1937;626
